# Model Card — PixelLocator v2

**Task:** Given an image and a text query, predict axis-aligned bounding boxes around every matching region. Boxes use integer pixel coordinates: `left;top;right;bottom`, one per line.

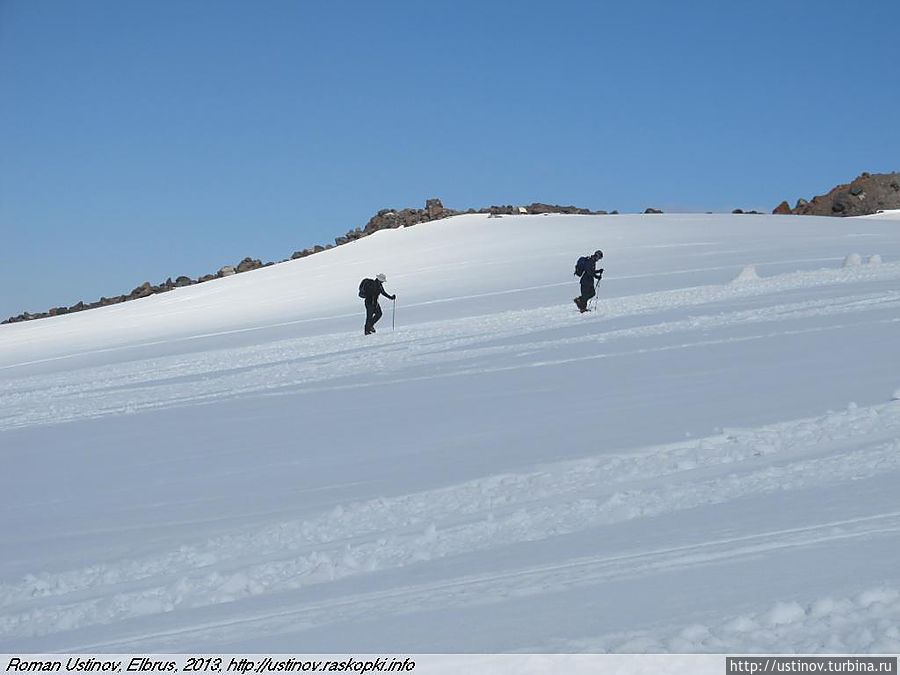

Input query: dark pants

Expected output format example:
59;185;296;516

579;276;596;304
364;297;382;332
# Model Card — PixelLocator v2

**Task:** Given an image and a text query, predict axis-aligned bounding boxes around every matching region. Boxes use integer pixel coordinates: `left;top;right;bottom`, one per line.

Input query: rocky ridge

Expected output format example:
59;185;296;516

3;200;610;325
9;173;897;326
773;172;900;217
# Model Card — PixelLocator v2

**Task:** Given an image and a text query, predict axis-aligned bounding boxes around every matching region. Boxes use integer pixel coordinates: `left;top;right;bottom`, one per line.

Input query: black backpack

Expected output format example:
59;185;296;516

574;256;589;277
358;278;375;298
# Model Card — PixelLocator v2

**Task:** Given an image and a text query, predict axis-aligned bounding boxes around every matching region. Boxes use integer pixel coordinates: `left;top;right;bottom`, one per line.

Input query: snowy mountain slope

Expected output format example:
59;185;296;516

1;213;899;653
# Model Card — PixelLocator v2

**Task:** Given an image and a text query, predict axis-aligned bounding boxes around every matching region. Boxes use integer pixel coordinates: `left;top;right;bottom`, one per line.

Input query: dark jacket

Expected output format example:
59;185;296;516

361;278;394;302
578;256;603;287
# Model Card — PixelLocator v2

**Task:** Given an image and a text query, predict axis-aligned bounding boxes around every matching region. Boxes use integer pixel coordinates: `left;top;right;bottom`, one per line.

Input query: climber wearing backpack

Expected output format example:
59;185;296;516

573;250;604;313
358;273;396;335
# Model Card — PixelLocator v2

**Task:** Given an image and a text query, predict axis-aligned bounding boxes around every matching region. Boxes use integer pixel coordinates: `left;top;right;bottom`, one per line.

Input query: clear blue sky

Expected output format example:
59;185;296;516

1;0;898;319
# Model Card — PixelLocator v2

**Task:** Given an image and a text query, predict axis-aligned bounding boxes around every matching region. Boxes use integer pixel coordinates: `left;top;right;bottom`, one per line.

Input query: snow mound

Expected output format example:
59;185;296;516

843;253;863;268
732;265;760;283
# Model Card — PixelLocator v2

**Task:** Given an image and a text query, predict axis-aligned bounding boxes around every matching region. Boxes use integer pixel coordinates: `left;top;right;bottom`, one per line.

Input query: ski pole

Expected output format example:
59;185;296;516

592;278;601;311
392;298;396;331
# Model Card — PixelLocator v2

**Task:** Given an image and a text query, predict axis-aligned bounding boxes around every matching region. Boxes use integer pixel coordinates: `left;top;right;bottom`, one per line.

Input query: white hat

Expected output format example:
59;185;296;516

376;273;386;282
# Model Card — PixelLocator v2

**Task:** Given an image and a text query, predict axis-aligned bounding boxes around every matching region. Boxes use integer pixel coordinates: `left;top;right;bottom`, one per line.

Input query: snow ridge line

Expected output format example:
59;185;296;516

1;264;899;431
2;400;900;641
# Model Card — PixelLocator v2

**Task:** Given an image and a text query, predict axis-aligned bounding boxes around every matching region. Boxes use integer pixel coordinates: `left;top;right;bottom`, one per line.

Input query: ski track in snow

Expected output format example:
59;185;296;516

2;398;900;648
43;517;900;653
2;262;900;432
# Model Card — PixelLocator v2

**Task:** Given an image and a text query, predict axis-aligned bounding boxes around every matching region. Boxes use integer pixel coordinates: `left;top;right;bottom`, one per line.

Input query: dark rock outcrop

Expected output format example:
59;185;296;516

130;282;155;299
426;198;445;219
773;200;792;215
235;257;263;274
773;172;900;216
523;203;600;215
356;198;460;236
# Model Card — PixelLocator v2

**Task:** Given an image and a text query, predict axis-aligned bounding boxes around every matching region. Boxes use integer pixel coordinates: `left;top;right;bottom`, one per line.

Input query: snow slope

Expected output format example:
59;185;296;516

861;209;900;220
1;213;899;653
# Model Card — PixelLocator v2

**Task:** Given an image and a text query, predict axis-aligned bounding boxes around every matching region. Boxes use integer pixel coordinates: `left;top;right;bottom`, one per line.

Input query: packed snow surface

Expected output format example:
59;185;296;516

1;212;899;653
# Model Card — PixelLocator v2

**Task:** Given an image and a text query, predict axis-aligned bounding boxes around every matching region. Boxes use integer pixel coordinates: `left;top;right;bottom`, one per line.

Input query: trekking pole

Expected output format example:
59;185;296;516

392;298;396;331
592;278;601;311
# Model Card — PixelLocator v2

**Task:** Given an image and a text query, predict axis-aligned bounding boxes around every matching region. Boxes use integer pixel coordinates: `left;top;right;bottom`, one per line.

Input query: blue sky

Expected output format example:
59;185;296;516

1;0;898;319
